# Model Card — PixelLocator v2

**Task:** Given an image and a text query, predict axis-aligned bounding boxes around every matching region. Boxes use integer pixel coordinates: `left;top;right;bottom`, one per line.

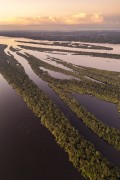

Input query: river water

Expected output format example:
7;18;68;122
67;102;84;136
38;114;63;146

1;36;120;72
0;36;120;178
5;48;120;168
0;74;83;180
72;92;120;130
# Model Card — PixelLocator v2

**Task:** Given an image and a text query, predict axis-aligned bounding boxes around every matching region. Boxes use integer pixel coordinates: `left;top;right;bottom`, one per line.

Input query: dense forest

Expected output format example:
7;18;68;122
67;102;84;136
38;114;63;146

16;40;113;50
0;44;120;179
16;51;120;151
19;44;120;59
0;30;120;44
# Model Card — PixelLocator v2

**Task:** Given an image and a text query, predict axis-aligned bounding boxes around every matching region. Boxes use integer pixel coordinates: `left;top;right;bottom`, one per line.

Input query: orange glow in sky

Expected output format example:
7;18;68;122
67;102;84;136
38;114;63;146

0;0;120;30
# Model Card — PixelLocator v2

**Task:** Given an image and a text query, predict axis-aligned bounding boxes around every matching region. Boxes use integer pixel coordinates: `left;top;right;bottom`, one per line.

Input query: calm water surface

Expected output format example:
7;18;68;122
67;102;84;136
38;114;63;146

0;74;83;180
0;36;120;72
72;92;120;130
40;67;73;80
5;51;120;167
1;36;120;168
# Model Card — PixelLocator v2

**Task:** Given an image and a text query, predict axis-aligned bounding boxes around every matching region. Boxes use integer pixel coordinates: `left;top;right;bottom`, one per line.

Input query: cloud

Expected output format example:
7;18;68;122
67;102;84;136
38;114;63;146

1;13;119;30
0;12;104;26
104;15;120;25
91;13;104;23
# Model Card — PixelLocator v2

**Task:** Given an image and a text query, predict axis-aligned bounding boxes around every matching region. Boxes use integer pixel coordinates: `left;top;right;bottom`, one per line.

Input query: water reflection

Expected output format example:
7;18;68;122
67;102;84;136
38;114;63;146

22;49;120;72
0;74;83;180
0;36;120;72
72;92;120;130
1;36;120;168
4;51;120;167
40;67;73;80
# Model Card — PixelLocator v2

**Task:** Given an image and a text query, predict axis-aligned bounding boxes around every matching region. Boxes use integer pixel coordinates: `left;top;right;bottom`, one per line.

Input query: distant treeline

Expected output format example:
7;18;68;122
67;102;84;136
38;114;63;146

0;30;120;43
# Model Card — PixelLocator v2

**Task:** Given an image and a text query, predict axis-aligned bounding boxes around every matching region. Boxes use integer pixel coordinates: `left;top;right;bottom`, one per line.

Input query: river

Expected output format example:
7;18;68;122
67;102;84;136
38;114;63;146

0;74;83;180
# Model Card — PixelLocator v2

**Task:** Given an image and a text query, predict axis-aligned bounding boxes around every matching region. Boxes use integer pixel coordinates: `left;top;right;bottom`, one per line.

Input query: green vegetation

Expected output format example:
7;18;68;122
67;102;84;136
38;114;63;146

17;52;82;81
16;52;120;151
50;82;120;150
1;30;120;44
0;44;120;179
52;41;113;50
40;56;120;111
48;56;120;87
19;44;120;59
16;40;113;50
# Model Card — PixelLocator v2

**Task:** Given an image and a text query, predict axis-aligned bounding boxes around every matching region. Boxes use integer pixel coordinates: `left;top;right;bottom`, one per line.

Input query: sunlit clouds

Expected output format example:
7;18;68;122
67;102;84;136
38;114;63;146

0;13;104;26
0;0;120;30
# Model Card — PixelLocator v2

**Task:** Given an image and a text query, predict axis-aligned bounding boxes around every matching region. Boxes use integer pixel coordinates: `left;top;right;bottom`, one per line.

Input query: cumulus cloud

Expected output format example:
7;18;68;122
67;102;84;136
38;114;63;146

0;12;104;25
91;13;104;23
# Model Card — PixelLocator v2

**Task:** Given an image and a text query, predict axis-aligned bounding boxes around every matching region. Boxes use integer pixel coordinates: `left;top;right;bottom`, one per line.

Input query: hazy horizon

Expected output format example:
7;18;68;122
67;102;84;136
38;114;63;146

0;0;120;30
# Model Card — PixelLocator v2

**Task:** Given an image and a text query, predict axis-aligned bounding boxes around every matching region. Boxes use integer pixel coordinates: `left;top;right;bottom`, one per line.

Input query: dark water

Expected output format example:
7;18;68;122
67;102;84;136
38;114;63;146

9;52;120;168
72;92;120;130
0;74;83;180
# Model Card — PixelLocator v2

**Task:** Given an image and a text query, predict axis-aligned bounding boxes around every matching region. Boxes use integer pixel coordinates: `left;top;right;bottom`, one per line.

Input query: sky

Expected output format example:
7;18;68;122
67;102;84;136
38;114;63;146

0;0;120;30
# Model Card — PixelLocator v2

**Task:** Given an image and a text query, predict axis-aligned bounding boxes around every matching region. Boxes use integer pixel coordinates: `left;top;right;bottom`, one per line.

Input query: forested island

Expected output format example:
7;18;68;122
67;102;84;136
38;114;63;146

0;43;120;179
